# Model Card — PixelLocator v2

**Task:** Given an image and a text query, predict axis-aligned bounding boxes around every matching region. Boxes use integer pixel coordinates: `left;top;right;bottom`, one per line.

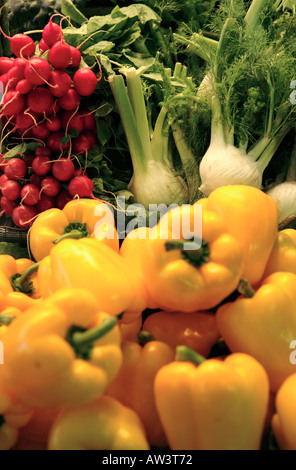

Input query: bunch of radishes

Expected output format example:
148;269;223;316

0;17;101;228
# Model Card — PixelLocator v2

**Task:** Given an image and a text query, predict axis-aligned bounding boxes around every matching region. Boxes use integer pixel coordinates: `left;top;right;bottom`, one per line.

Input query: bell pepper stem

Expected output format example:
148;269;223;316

10;262;40;294
71;316;118;347
165;239;210;268
0;314;15;326
52;229;88;244
52;222;90;244
175;345;207;366
237;278;256;298
137;330;155;346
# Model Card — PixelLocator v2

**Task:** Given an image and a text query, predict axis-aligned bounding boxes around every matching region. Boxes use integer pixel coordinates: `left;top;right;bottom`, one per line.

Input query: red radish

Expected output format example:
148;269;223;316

74;168;86;177
73;132;95;154
1;180;21;200
46;115;62;132
47;131;70;154
6;64;25;88
48;70;71;98
23;154;35;167
24;58;51;86
12;204;37;228
41;176;60;197
58;89;80;111
32;122;50;140
73;68;98;96
15;110;38;129
39;38;50;53
0;173;8;187
0;196;17;216
36;194;55;212
16;79;33;95
81;110;96;130
47;100;60;116
0;30;35;59
29;173;42;188
52;157;75;181
20;184;40;205
0;57;14;75
0;73;8;90
48;40;71;69
82;131;96;148
68;46;81;68
55;189;72;209
35;146;52;158
13;58;27;71
27;87;54;114
32;155;52;176
2;90;25;115
42;19;63;47
61;110;84;134
68;175;94;197
4;158;27;180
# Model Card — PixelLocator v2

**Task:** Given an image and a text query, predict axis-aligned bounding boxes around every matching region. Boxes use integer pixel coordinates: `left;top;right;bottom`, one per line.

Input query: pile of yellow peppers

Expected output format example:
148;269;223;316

1;185;296;450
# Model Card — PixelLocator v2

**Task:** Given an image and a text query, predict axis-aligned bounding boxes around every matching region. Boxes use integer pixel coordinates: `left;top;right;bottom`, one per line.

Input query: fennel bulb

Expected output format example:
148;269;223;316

266;182;296;223
199;143;263;196
129;159;188;207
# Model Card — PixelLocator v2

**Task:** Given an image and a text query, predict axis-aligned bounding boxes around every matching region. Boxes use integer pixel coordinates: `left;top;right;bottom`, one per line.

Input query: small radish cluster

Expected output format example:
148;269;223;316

0;17;101;227
0;146;95;228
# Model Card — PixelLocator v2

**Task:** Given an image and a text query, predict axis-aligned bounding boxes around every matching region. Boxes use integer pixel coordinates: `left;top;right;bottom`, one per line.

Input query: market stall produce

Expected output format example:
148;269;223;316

0;0;296;452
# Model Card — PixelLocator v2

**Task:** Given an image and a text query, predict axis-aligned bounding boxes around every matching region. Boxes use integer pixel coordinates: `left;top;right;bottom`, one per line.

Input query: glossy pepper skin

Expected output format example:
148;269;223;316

141;204;244;312
37;238;147;317
106;339;174;447
263;228;296;278
142;310;220;357
272;374;296;450
119;227;158;310
48;395;150;450
0;255;40;300
216;272;296;393
29;198;119;261
0;288;123;409
0;387;33;450
197;185;278;285
154;351;269;450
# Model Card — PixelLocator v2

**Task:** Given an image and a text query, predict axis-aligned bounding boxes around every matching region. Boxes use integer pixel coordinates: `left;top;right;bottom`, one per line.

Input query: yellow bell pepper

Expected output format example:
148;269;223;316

0;255;40;299
47;395;150;450
272;374;296;450
142;310;220;357
0;386;33;450
29;198;119;261
141;204;244;312
263;228;296;278
119;227;158;310
216;272;296;393
154;348;269;450
106;338;174;447
0;288;123;409
197;185;278;285
37;238;147;317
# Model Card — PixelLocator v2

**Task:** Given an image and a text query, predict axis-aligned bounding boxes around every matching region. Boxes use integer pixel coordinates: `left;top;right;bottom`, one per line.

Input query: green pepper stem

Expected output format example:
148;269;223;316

237;278;256;298
52;222;89;244
0;314;15;326
71;316;118;347
10;262;40;294
137;330;155;346
165;239;209;268
52;229;87;244
175;345;207;366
